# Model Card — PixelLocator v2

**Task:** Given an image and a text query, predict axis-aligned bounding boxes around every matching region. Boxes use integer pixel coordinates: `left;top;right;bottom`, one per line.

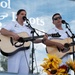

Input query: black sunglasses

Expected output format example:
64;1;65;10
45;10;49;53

53;16;62;20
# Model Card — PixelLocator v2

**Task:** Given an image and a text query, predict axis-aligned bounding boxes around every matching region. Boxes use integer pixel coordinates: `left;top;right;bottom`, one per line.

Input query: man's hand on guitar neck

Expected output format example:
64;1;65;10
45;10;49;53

42;33;48;43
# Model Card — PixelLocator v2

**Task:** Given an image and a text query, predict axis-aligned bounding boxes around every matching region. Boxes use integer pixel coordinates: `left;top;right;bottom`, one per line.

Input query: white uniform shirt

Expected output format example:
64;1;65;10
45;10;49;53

48;26;71;39
2;21;31;35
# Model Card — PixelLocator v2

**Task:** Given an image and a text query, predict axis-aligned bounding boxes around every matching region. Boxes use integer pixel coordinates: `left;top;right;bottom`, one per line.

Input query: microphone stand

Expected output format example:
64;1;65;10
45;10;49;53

26;19;39;74
65;23;75;60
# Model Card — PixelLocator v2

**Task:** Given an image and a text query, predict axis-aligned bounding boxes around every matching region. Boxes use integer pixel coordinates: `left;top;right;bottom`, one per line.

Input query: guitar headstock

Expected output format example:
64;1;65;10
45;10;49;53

51;32;61;37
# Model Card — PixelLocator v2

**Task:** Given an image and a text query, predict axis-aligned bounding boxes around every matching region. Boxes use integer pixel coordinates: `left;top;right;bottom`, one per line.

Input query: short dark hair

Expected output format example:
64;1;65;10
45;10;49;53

52;13;62;20
17;9;26;15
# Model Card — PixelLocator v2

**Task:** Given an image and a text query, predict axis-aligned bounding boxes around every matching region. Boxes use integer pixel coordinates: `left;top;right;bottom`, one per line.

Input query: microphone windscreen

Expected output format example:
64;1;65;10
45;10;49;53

62;20;66;24
22;16;26;21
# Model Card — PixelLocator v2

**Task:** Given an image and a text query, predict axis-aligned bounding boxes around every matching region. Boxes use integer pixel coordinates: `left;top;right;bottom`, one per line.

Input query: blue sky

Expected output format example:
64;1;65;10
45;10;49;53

0;0;75;32
0;0;75;74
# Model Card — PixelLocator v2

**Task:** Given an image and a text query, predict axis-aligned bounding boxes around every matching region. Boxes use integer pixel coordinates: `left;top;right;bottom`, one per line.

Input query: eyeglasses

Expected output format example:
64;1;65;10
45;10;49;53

53;16;62;20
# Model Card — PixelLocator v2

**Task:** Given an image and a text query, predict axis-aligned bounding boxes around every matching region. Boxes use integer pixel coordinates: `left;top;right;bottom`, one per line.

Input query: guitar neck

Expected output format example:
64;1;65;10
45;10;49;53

22;34;49;41
21;33;60;42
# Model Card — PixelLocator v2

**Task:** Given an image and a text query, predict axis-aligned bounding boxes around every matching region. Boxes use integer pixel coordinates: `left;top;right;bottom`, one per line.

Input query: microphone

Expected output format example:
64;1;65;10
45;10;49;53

62;20;69;25
22;16;30;25
22;16;29;21
22;16;31;28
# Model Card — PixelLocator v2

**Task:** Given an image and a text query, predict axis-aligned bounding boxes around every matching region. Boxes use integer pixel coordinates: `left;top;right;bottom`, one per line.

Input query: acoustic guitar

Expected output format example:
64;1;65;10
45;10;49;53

0;32;60;56
46;38;75;58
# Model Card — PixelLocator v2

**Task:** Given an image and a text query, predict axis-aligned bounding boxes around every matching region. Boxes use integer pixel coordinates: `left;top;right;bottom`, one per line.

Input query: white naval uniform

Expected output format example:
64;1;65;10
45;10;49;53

2;21;32;75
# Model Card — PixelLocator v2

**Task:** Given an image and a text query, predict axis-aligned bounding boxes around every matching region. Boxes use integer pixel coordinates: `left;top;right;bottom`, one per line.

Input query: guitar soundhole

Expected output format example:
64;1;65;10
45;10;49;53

64;43;70;48
62;43;70;53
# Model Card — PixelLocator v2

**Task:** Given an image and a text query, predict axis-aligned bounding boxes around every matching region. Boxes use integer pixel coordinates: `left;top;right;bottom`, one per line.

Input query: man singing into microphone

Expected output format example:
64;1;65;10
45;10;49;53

44;13;72;74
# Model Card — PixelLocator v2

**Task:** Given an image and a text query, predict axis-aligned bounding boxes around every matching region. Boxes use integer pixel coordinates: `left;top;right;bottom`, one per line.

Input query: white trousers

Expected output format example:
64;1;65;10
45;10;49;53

7;49;30;75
